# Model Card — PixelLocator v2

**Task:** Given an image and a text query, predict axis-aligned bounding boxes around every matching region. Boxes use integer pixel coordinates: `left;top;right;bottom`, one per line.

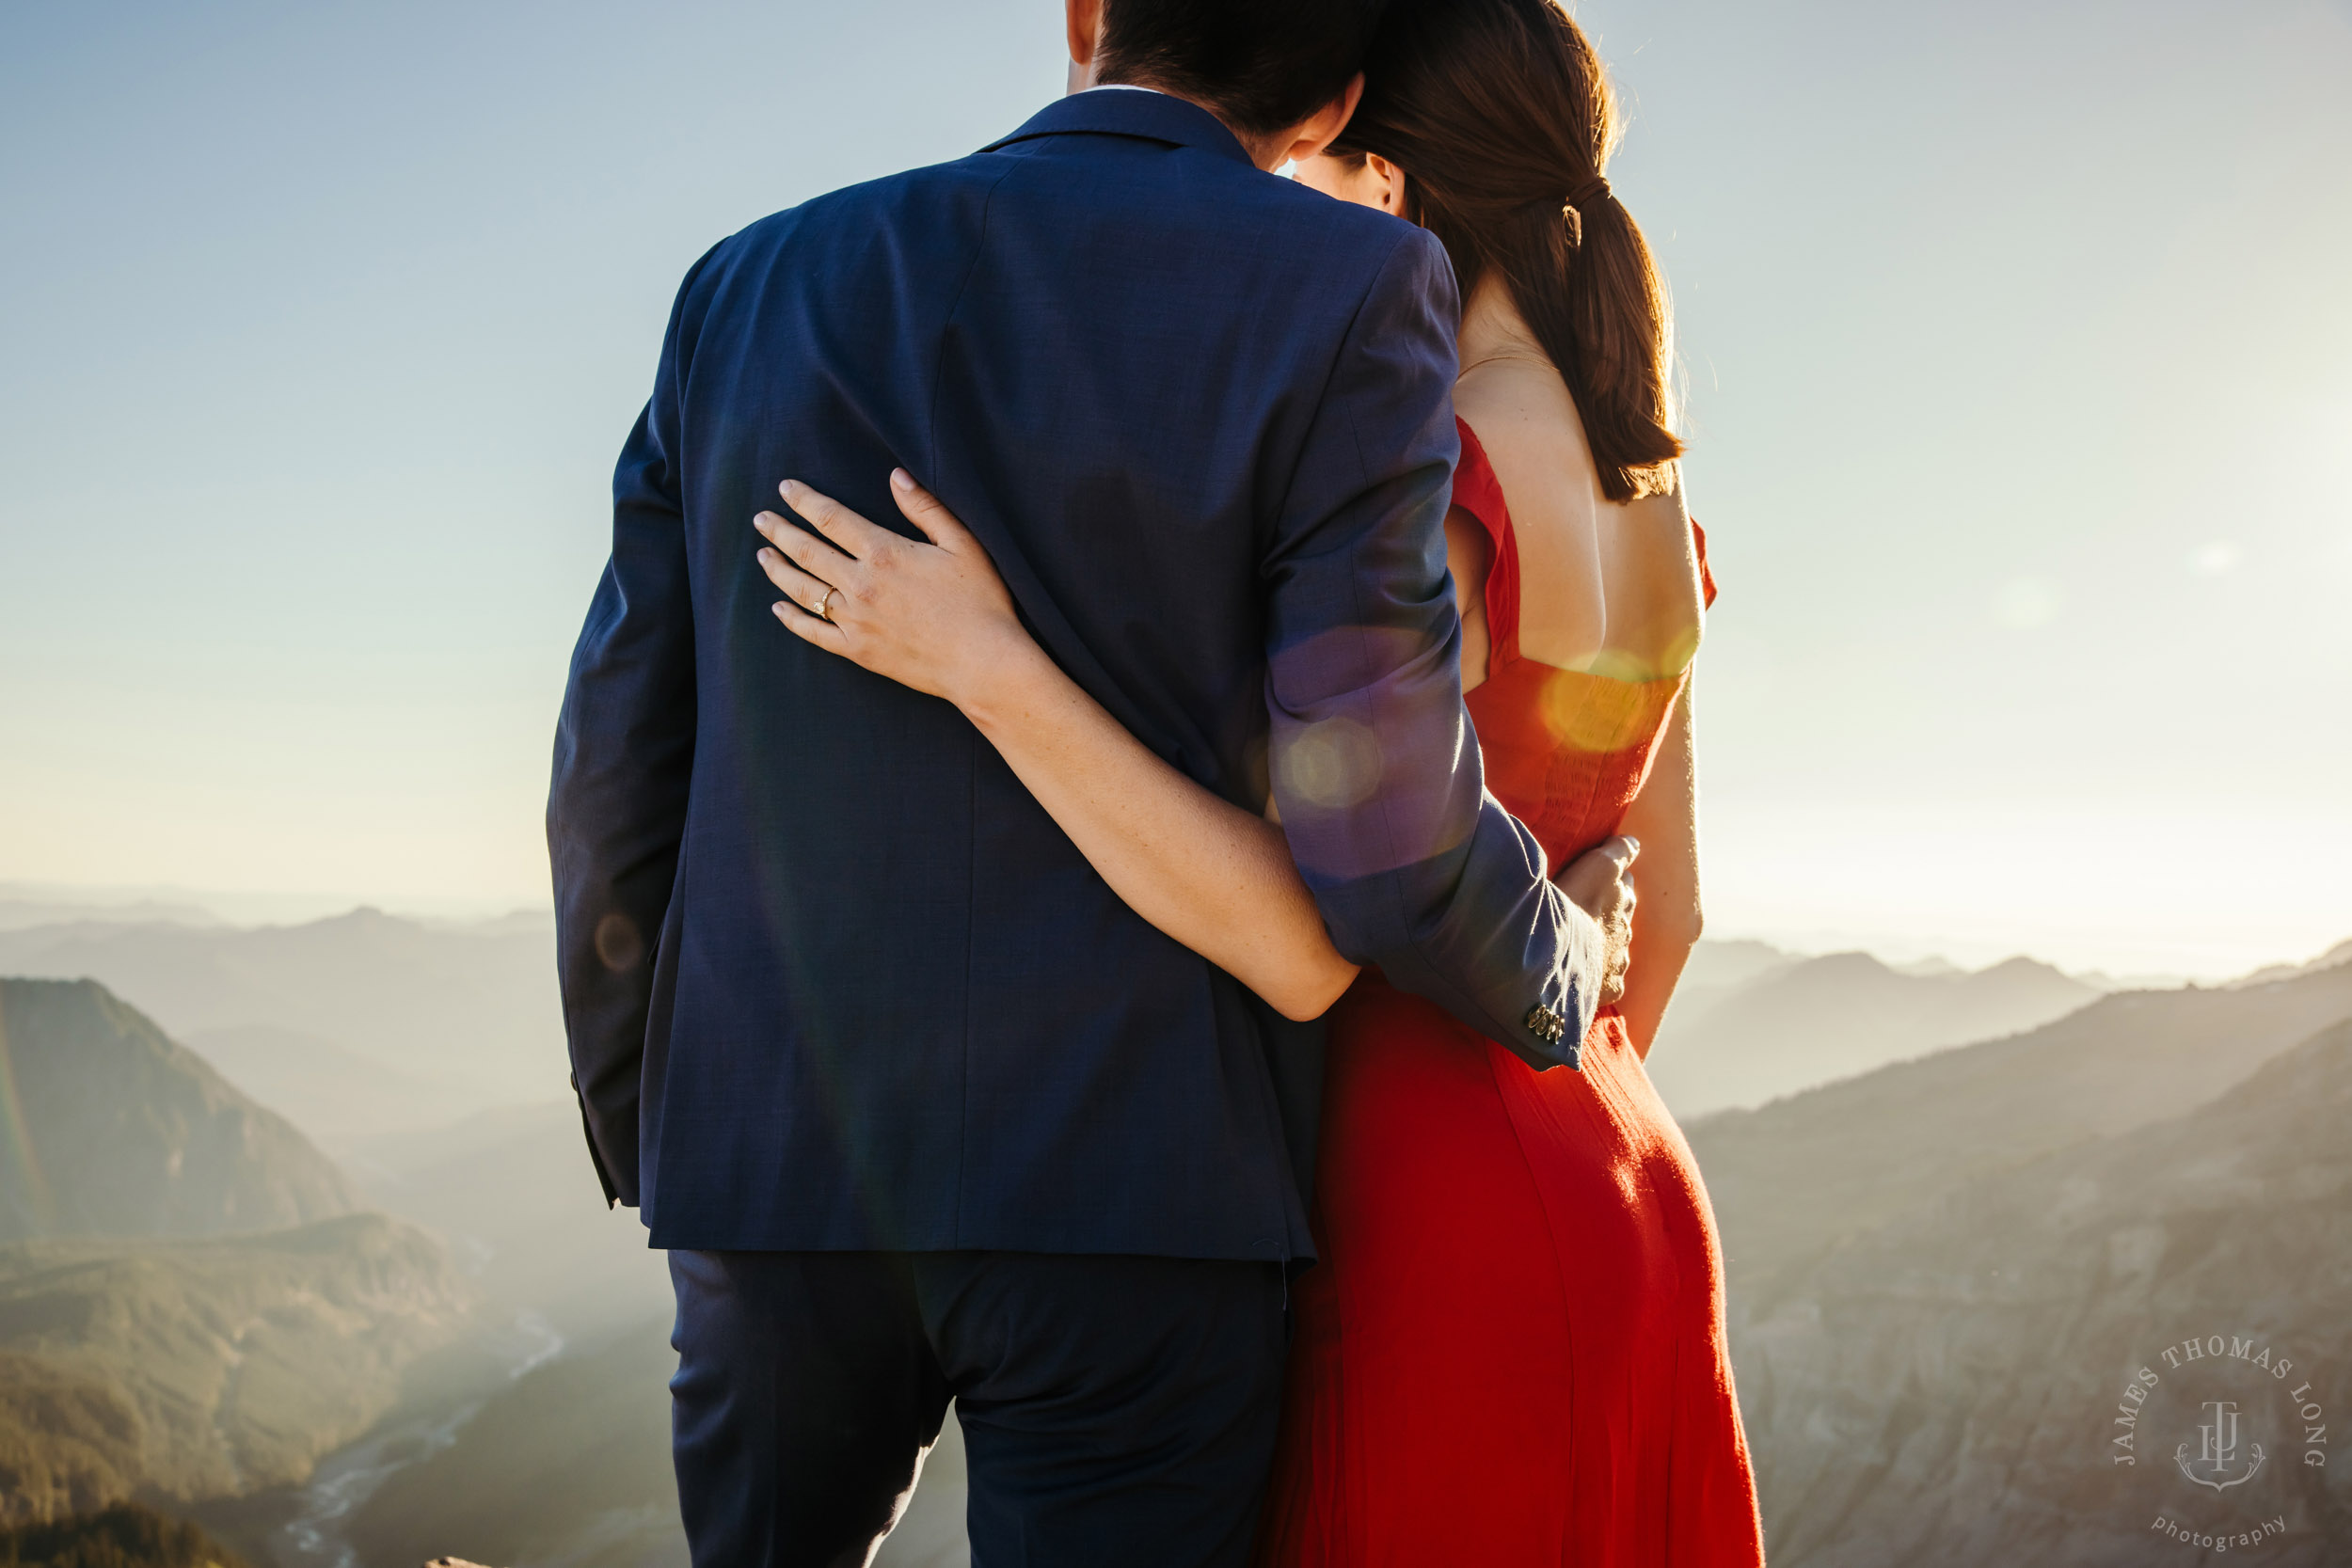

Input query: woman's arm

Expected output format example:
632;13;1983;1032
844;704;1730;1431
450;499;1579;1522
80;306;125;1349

755;471;1360;1022
1613;679;1702;1056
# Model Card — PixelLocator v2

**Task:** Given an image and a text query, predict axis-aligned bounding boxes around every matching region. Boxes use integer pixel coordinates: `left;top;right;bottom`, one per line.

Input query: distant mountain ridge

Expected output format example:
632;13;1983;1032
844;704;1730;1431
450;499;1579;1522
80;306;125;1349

182;1023;458;1141
1690;956;2352;1299
2229;937;2352;989
0;979;359;1244
0;909;564;1109
1648;944;2099;1117
0;899;222;933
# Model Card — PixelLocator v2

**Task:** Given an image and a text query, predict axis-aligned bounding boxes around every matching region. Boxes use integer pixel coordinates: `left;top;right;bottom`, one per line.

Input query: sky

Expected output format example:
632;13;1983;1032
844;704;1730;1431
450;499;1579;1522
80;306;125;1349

2;0;2347;976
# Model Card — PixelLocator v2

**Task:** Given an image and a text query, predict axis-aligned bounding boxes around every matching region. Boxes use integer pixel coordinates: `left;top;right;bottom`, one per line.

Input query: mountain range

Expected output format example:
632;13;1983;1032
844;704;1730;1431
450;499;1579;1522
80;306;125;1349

0;980;475;1539
1647;944;2100;1117
2230;937;2352;990
0;1212;471;1528
1688;959;2352;1563
0;979;359;1244
182;1023;461;1142
0;905;2120;1147
0;940;678;1561
8;913;2347;1565
0;896;223;933
1688;958;2352;1298
0;909;564;1113
1721;1015;2352;1565
340;1101;673;1345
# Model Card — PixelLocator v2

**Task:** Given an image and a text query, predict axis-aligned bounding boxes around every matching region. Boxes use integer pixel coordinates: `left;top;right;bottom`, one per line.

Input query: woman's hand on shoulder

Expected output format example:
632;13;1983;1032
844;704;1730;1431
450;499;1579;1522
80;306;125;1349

755;469;1040;711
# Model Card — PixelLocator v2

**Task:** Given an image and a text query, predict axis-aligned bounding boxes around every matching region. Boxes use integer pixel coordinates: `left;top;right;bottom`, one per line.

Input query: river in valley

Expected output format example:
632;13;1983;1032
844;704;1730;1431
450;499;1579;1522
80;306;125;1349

251;1310;566;1568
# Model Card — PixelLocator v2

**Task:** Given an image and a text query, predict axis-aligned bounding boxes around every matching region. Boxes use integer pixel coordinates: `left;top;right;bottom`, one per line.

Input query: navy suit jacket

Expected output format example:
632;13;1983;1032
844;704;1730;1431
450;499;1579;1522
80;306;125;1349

548;90;1602;1261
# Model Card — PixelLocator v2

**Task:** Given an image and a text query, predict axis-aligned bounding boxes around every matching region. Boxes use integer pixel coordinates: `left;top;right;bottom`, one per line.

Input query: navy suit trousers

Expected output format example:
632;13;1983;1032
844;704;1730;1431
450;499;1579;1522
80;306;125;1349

667;1249;1288;1567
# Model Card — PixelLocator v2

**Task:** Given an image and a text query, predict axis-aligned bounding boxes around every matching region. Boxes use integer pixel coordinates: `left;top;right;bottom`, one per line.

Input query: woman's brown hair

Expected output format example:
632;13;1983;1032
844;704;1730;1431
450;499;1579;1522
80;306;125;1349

1329;0;1682;501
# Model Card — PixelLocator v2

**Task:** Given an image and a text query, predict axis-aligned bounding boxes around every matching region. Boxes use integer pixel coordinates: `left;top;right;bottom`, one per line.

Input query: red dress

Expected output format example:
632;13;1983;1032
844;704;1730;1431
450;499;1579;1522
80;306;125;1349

1255;422;1765;1567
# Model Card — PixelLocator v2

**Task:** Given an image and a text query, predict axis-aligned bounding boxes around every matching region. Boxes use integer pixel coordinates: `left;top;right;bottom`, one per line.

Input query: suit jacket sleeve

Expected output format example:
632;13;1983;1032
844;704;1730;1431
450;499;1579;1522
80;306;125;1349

1263;227;1605;1068
546;244;720;1206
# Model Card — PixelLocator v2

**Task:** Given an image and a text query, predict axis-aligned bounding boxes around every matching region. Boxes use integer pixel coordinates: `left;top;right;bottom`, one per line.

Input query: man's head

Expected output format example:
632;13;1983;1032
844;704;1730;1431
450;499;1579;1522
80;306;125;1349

1066;0;1379;168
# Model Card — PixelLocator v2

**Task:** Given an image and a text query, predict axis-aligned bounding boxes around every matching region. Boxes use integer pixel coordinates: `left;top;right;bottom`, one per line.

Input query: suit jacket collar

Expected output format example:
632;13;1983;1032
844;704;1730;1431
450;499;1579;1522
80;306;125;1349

983;89;1258;169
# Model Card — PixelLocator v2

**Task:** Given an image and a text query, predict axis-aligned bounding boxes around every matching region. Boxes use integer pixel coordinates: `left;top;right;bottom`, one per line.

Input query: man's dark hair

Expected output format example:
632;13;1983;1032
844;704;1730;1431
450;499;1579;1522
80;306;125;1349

1098;0;1384;136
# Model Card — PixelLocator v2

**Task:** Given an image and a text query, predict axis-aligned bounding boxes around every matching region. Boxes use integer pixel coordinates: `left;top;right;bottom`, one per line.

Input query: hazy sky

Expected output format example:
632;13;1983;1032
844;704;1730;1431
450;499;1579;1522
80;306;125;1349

3;0;2347;974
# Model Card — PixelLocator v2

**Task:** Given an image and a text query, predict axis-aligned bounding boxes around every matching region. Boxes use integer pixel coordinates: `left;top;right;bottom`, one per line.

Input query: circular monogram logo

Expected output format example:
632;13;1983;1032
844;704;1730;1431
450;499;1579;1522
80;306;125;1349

2109;1334;2328;1552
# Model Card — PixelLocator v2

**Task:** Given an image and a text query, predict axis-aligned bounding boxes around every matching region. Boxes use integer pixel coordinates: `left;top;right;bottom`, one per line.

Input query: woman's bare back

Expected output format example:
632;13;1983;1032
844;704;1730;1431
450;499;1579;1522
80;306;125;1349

1446;283;1705;690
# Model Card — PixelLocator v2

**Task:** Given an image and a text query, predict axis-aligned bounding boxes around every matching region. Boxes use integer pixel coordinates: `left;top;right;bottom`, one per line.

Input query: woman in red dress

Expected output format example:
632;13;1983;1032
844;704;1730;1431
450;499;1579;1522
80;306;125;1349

755;2;1764;1560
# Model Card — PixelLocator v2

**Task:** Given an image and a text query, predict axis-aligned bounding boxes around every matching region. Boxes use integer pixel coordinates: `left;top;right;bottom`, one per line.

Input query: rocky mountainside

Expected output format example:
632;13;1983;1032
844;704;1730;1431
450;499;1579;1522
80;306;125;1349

1688;958;2352;1298
0;909;561;1106
0;1503;249;1567
0;979;360;1243
1727;1017;2352;1566
0;1213;472;1528
1649;948;2098;1117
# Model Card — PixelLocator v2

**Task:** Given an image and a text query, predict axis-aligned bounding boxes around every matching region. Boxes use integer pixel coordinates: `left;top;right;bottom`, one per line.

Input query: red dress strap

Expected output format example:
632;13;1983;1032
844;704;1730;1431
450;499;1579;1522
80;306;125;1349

1454;417;1718;638
1451;418;1521;663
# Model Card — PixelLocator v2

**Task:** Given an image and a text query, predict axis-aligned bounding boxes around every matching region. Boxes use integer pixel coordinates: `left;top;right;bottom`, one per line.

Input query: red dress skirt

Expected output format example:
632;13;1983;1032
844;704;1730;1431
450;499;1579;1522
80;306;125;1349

1255;422;1765;1567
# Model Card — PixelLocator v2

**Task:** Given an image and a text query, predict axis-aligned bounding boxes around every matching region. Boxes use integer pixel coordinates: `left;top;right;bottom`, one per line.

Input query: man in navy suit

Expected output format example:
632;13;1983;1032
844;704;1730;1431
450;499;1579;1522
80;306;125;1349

549;1;1632;1562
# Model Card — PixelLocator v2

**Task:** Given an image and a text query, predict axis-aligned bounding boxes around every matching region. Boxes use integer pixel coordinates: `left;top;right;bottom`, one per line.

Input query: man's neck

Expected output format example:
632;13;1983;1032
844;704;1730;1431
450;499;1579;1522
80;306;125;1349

1070;68;1285;170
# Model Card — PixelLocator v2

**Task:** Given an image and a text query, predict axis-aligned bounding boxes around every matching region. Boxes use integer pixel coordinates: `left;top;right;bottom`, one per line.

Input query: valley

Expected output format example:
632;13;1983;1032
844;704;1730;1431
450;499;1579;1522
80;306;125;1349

3;906;2347;1565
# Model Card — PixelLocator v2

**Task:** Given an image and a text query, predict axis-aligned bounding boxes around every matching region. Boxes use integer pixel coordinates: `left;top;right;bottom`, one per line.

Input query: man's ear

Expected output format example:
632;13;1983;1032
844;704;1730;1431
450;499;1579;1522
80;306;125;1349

1067;0;1104;93
1269;73;1367;169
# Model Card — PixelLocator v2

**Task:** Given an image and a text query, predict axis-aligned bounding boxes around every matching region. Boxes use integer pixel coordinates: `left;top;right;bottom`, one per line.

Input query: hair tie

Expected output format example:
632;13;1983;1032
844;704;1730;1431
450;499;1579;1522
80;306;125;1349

1563;174;1612;214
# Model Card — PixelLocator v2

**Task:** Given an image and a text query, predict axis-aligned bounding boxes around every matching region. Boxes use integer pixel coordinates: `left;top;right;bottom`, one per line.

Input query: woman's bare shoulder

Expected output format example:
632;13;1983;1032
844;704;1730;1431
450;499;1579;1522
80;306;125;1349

1453;359;1596;500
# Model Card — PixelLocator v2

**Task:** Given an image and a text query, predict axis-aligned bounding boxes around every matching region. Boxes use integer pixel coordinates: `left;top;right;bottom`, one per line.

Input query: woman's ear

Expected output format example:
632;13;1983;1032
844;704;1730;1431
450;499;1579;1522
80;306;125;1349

1270;73;1367;169
1367;154;1407;217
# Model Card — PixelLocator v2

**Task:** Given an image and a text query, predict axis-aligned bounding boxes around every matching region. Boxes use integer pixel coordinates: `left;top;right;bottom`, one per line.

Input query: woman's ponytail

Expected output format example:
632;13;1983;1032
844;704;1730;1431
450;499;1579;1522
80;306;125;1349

1329;0;1682;502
